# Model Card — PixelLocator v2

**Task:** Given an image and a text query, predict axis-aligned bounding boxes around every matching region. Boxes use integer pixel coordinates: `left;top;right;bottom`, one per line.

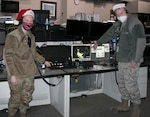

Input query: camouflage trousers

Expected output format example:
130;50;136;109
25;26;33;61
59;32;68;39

118;62;141;104
8;76;34;116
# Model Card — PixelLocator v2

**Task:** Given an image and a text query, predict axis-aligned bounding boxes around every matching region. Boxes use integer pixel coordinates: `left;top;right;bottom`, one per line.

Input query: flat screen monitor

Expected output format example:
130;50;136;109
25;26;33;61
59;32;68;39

71;44;91;61
31;24;48;42
33;10;49;25
88;22;113;40
48;25;74;41
66;19;90;37
1;1;19;13
39;45;71;64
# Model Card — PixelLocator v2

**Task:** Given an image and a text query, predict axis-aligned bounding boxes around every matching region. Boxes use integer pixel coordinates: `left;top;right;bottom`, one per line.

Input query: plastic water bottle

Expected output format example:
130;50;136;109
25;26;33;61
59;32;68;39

45;18;49;30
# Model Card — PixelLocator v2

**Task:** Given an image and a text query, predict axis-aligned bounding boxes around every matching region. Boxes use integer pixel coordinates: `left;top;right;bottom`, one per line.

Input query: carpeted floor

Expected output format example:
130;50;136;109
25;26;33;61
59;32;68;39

0;79;150;117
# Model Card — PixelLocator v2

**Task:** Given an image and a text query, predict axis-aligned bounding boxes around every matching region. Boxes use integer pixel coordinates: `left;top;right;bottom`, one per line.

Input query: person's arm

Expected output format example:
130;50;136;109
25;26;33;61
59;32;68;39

30;36;52;67
96;24;115;46
4;35;18;77
128;24;146;69
4;35;19;85
134;24;146;63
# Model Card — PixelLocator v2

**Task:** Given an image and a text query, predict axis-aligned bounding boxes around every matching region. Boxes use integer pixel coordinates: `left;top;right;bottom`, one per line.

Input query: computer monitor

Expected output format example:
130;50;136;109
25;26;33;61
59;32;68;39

39;45;71;64
1;1;19;13
88;22;113;41
33;10;49;25
66;19;90;37
48;25;73;41
31;25;48;42
71;44;91;61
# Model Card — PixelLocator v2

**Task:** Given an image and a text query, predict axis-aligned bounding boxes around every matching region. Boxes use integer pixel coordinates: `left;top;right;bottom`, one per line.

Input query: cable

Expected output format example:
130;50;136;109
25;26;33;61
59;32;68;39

29;38;63;87
114;55;118;85
113;38;119;85
36;67;56;86
37;65;65;86
111;25;121;86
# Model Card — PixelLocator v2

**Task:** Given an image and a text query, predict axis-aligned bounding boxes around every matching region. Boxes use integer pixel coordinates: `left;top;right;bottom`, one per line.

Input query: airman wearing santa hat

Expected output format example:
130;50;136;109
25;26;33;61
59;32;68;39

94;3;146;117
4;9;52;117
14;9;34;25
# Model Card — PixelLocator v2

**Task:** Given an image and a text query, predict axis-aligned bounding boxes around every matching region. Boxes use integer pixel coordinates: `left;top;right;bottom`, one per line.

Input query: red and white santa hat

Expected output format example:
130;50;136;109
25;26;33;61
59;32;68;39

113;3;126;12
14;9;35;25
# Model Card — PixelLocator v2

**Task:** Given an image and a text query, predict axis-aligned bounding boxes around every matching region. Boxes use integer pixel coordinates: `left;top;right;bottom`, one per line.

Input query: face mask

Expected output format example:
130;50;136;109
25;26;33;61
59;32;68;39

22;22;33;31
117;16;127;23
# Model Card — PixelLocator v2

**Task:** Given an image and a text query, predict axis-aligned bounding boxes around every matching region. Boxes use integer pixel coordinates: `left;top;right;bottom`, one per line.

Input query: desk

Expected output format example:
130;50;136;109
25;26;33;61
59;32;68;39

0;65;148;117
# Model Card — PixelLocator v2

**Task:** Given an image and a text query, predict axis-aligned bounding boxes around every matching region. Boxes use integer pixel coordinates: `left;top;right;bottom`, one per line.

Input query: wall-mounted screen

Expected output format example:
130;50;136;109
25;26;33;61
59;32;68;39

1;1;19;13
71;44;91;61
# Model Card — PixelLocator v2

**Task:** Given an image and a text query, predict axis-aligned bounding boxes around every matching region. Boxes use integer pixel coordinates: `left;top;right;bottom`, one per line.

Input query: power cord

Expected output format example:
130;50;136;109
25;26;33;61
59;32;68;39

113;40;118;85
36;63;64;87
29;38;63;87
114;55;118;85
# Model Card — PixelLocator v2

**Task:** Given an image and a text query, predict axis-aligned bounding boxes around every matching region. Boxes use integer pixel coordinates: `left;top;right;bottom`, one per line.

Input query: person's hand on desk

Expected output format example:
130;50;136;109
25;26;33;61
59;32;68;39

44;61;53;67
92;44;97;50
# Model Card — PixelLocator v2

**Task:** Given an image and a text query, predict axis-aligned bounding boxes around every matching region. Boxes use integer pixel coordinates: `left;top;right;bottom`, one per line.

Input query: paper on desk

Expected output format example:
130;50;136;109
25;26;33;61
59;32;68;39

91;44;109;53
102;43;109;52
96;46;105;58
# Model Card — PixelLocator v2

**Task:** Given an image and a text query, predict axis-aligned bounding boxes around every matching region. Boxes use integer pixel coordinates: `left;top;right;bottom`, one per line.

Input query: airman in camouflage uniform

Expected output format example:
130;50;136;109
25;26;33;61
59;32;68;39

95;3;146;117
118;62;141;105
4;9;51;117
7;76;34;116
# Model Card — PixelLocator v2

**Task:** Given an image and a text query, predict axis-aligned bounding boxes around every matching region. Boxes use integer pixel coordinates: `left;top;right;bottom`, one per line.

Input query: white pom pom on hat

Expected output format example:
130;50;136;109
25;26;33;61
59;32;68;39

112;3;126;12
13;9;35;25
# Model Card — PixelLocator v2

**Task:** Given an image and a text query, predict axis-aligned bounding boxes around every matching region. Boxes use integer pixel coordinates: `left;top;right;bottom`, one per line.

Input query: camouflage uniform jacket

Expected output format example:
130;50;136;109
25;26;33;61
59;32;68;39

97;15;146;63
4;25;45;78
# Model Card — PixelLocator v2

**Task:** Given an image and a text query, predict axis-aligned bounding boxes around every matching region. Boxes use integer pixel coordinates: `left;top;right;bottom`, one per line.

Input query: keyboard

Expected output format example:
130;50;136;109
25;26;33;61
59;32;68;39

49;63;76;70
80;61;96;68
49;65;63;70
